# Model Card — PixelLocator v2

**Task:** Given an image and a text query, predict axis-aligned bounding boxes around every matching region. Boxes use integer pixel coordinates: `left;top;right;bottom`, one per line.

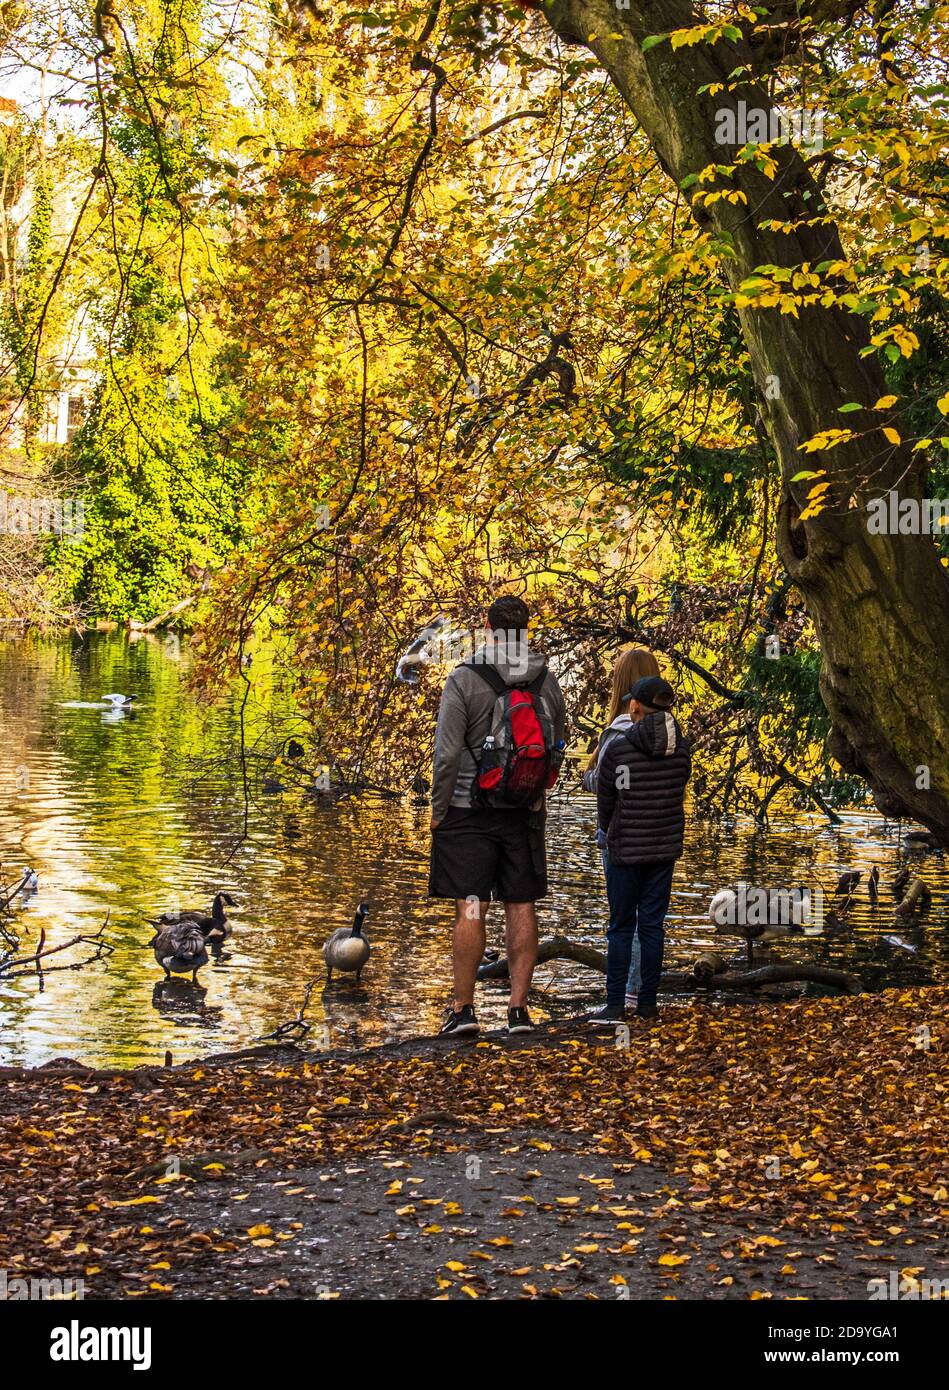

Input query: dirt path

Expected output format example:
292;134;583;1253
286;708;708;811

2;992;948;1301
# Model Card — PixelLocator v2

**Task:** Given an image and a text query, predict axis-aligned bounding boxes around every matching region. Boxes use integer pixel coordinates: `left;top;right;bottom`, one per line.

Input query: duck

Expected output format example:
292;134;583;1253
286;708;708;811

868;865;880;905
322;902;370;981
149;892;236;941
905;828;937;848
835;870;861;901
151;920;209;981
100;693;136;707
20;867;38;894
891;865;911;900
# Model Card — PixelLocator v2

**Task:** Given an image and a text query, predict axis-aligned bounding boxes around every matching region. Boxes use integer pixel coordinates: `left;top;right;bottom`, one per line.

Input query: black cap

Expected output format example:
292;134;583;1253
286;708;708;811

625;676;675;710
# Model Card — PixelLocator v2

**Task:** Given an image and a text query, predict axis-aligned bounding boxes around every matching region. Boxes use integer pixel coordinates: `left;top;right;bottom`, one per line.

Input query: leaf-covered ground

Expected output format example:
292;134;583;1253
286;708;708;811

1;987;947;1300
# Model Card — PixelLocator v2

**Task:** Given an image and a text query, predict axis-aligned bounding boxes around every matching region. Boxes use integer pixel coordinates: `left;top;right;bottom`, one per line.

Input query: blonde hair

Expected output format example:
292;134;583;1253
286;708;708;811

585;648;662;770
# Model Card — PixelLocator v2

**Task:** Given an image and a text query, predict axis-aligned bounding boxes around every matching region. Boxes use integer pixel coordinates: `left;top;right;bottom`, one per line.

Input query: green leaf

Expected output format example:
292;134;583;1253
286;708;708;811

641;34;668;51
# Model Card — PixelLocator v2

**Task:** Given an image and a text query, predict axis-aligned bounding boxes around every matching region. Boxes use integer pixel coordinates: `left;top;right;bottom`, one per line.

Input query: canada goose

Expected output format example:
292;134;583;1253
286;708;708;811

150;892;236;941
100;693;136;707
322;902;370;981
152;920;209;981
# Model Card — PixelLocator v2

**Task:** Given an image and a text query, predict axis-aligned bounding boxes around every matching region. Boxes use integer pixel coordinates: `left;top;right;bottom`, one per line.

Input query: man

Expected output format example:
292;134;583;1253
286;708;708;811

590;675;691;1026
429;594;566;1037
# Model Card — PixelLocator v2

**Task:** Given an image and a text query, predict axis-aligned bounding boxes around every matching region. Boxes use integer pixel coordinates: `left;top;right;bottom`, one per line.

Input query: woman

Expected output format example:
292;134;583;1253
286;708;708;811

583;648;661;1007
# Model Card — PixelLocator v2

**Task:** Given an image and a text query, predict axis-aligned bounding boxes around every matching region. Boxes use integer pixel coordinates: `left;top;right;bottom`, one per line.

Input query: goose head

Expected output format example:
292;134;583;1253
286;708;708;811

351;902;370;936
212;892;237;920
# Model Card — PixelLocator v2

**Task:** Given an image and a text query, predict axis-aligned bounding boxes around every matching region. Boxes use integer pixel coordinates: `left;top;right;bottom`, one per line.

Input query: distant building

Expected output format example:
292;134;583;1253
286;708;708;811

0;95;96;456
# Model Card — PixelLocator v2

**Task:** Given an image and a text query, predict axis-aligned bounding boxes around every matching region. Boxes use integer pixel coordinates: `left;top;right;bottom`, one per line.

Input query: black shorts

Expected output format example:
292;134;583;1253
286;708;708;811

428;806;548;902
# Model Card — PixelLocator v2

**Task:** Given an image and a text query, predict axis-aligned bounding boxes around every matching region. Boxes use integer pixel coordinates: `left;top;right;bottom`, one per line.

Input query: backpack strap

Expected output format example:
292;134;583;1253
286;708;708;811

465;661;509;696
525;666;549;698
465;661;549;696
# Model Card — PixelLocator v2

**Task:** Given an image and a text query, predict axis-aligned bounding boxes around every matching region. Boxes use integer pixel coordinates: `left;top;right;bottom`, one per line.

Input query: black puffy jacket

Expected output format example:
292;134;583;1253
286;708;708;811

597;711;691;864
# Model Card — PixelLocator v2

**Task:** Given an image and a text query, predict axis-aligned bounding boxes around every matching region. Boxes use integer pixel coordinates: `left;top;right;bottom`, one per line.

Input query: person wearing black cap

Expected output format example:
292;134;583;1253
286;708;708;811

589;675;691;1025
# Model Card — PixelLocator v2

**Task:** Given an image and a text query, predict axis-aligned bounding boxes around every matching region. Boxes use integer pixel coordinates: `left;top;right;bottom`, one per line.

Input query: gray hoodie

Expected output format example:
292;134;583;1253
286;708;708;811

581;714;634;794
431;640;567;821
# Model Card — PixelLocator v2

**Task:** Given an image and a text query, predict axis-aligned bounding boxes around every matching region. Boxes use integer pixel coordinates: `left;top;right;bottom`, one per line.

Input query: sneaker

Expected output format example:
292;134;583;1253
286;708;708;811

439;1004;479;1036
636;1003;660;1022
625;993;638;1009
588;1003;626;1027
507;1006;535;1034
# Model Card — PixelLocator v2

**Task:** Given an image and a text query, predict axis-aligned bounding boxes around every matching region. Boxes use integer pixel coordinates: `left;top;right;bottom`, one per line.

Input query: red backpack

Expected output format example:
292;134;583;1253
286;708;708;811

466;663;564;809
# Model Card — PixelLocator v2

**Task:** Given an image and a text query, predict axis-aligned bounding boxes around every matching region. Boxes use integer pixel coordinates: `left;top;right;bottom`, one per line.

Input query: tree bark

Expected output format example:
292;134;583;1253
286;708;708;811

539;0;949;839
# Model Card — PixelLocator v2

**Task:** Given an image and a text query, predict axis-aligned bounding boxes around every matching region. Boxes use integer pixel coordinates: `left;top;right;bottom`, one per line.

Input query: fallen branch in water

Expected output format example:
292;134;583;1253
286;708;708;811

693;953;862;995
258;980;316;1042
477;934;607;979
0;915;113;989
896;876;931;917
0;867;32;913
477;934;862;994
128;596;194;632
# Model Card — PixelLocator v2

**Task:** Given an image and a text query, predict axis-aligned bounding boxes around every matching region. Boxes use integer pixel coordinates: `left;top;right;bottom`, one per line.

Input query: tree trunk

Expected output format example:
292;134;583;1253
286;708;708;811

540;0;949;839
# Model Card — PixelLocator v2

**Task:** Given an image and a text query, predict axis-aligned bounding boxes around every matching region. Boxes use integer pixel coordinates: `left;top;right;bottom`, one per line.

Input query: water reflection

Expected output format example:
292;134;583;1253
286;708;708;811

0;632;946;1068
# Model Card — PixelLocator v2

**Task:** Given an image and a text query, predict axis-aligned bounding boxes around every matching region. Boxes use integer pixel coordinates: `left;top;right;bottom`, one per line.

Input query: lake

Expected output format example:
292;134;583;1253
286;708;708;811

0;632;946;1068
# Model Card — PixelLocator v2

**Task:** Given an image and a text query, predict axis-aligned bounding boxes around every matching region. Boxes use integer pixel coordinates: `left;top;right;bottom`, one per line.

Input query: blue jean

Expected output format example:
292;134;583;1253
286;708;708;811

600;848;641;995
604;858;675;1009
